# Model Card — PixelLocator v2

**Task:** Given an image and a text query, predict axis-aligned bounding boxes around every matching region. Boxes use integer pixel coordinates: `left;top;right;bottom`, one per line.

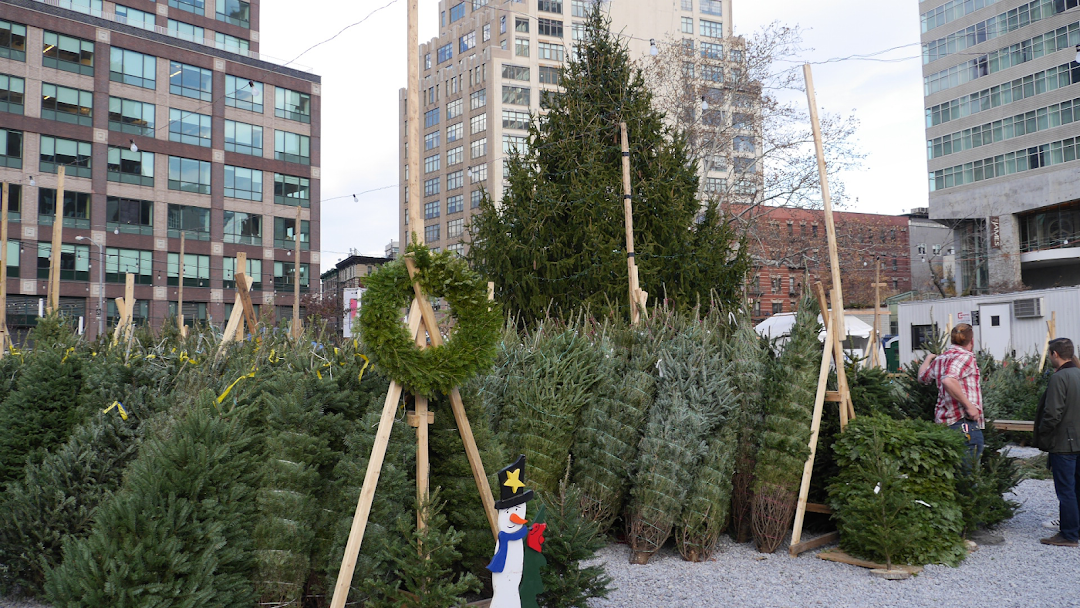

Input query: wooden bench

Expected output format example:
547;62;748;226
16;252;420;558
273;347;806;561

990;420;1034;432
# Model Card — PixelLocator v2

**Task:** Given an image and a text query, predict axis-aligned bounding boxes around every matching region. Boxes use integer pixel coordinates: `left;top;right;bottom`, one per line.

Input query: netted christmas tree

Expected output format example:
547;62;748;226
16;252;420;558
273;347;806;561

751;296;821;553
625;327;733;563
676;424;738;561
726;316;769;543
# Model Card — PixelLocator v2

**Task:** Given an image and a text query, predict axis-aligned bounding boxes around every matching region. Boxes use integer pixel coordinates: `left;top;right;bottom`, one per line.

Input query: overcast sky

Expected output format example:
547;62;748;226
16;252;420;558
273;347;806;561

259;0;928;267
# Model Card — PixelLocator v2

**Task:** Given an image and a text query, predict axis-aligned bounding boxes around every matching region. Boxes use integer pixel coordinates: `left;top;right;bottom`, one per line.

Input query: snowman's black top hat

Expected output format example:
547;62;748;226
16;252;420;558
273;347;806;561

495;454;534;510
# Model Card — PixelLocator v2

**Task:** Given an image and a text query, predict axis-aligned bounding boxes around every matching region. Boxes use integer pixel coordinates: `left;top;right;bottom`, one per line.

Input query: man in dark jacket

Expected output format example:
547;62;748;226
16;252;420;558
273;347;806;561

1034;337;1080;547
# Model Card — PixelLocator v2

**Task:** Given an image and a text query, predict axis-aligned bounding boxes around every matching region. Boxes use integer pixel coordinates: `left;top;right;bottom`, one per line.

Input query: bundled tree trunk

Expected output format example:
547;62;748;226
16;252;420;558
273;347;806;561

750;297;821;553
625;329;733;564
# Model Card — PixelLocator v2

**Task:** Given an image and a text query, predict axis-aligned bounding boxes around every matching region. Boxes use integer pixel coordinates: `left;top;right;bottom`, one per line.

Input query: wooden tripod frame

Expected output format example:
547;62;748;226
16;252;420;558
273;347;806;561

328;255;498;608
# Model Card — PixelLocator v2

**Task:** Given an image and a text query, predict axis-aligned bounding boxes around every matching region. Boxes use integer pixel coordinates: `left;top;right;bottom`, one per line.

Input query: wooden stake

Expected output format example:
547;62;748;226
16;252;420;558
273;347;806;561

123;273;135;344
235;252;258;336
1039;311;1058;372
177;232;186;335
619;122;641;324
48;166;65;314
111;297;126;345
413;296;430;533
0;182;9;356
405;0;421;247
789;321;835;554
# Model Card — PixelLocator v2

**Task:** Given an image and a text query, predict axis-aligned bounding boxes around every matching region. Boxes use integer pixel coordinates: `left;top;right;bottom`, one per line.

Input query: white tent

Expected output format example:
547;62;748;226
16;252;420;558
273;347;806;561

754;312;885;367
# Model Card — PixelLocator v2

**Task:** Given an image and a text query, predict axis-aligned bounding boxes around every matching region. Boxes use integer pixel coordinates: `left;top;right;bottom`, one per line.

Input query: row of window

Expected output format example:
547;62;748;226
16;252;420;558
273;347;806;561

423;218;466;243
923;20;1080;95
679;17;724;38
50;0;252;28
921;0;1005;34
680;0;723;15
926;62;1080;127
929;135;1080;191
423;190;486;219
922;0;1066;65
421;165;489;197
0;21;310;122
928;95;1080;160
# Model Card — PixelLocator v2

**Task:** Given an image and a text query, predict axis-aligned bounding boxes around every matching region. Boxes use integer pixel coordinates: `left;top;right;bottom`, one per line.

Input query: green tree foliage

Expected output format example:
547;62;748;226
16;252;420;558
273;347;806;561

828;415;968;567
45;397;260;607
895;360;939;422
982;355;1048;421
726;316;768;543
466;6;748;326
625;326;733;563
677;424;738;561
750;297;821;553
955;426;1020;533
536;480;612;608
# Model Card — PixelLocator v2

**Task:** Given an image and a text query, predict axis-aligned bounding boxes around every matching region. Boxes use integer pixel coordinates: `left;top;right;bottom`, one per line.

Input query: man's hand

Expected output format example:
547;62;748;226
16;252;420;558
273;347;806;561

940;376;978;419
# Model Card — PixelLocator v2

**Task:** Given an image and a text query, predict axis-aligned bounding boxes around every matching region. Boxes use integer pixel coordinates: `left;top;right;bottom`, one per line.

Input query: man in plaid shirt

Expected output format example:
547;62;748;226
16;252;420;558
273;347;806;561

918;323;985;461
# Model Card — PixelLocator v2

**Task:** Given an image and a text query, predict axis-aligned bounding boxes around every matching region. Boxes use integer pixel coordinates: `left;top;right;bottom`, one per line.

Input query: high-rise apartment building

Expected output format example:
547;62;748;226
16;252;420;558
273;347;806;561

399;0;736;254
0;0;319;340
922;0;1080;293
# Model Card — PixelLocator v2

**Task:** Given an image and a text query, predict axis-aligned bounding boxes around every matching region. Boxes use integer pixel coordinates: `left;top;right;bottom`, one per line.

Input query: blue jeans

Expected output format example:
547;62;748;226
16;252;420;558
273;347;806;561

949;419;984;471
1048;453;1080;542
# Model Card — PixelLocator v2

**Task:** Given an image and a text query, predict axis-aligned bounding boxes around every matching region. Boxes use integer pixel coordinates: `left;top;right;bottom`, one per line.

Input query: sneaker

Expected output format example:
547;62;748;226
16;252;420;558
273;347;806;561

1043;518;1060;530
1040;534;1078;547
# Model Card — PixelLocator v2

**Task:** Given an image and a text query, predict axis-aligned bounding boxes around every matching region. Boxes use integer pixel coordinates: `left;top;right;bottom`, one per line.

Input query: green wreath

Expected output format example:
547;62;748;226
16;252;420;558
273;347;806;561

359;243;502;397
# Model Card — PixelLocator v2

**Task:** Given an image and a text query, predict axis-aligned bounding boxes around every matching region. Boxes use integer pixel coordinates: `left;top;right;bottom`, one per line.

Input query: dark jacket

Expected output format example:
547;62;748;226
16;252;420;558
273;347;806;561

1034;362;1080;454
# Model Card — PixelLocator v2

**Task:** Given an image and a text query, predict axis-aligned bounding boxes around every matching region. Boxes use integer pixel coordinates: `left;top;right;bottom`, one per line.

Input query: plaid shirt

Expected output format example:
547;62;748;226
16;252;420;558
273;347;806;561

918;344;984;428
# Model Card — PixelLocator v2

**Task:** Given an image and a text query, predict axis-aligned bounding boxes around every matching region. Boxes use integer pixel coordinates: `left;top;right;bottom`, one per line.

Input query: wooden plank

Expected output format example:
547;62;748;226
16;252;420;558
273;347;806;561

814;282;829;330
991;420;1034;432
805;502;832;514
824;391;842;403
48;166;65;314
111;297;126;345
403;256;444;349
414;294;430;534
817;548;923;574
329;380;404;608
123;273;135;343
790;322;834;553
619;122;639;324
235;252;258;335
789;531;839;556
1039;311;1057;372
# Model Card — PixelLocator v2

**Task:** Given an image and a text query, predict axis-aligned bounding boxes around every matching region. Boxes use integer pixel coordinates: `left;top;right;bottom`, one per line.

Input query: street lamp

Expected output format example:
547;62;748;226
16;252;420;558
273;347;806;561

74;235;104;339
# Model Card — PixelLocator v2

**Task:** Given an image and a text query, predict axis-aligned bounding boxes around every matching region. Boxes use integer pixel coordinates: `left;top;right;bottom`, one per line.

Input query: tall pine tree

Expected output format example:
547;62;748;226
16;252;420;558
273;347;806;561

466;6;748;326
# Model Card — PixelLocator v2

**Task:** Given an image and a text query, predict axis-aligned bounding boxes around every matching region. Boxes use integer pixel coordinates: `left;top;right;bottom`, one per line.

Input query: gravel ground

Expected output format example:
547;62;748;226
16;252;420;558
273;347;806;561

588;478;1080;608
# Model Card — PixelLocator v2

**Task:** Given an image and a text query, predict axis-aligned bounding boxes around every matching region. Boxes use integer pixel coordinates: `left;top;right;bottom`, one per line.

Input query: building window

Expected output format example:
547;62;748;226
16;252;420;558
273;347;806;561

424;130;441;150
502;64;530;81
110;48;156;89
169;0;205;16
424;177;440;197
425;108;441;129
425;223;441;242
225;120;263;156
537;42;564;61
226;75;263;113
771;276;782;294
40;136;91;177
503;109;530;130
460;31;476;53
538;18;563;37
168;19;205;43
572;22;587;41
170;61;213;101
425;200;440;220
515;38;530;57
274;262;309;292
438;43;453;63
0;128;21;169
571;0;589;16
168;204;211;240
275;87;311;123
917;243;927;255
214;32;249;53
37;243;89;281
224;165;263;201
165;302;207;325
107;147;154;186
447;98;463;120
699;19;723;38
470;113;487;134
274;131;311;165
503;134;528;154
704;177;726;193
772;301;783;314
538;65;560;85
700;0;722;15
503;85;530;106
470;163;487;182
40;83;92;126
223;257;262;290
450;2;466;22
274;217;309;250
274;174;310;207
483;23;491;41
425;52;432;69
105;248;153;284
470;88;487;110
425;153;441;173
42;31;94;76
0;20;27;62
168;157;211;194
223;211;262;245
167;253;211;286
447;170;464;190
471;189;483;208
681;17;693;33
447;145;464;166
447;122;463;143
169;109;212;147
106;196;153;235
0;74;24;115
108;97;154;136
447;218;465;238
217;0;250;27
38;189;90;229
538;0;562;12
447;194;464;214
471;137;488;159
516;17;530;32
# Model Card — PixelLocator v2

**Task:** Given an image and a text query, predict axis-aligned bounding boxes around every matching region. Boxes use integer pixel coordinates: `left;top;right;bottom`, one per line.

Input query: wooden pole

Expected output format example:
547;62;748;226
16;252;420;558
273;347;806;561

235;251;258;336
48;166;65;314
406;0;421;246
619;122;640;324
789;321;834;553
412;296;431;533
293;206;302;339
123;272;135;343
177;232;185;335
0;183;8;356
1039;311;1058;372
869;259;885;369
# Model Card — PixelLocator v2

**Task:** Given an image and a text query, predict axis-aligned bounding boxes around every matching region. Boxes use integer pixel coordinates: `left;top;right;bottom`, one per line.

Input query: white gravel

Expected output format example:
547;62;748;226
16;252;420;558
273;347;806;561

588;479;1080;608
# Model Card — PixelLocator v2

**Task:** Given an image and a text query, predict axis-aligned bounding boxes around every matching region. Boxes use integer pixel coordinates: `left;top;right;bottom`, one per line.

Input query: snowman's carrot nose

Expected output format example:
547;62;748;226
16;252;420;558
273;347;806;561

509;513;528;525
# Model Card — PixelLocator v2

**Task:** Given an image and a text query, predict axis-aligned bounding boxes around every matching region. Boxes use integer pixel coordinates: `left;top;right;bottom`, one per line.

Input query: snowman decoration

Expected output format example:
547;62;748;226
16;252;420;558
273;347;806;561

487;455;545;608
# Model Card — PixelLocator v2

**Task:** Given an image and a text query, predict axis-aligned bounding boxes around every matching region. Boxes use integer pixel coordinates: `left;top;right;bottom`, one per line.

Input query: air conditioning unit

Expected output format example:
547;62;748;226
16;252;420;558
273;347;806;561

1013;297;1043;318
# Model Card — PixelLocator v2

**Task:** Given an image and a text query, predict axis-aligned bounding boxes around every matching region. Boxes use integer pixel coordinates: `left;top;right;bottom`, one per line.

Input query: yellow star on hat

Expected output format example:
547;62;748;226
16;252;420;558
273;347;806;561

504;468;525;494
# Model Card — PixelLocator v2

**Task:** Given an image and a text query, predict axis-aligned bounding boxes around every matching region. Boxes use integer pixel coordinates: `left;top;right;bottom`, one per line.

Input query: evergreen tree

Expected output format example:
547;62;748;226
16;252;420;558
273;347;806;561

676;424;738;561
44;396;260;607
466;6;748;326
726;316;768;543
536;480;612;608
750;296;821;553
